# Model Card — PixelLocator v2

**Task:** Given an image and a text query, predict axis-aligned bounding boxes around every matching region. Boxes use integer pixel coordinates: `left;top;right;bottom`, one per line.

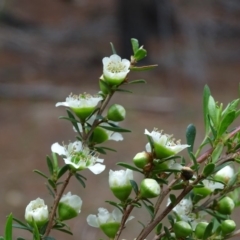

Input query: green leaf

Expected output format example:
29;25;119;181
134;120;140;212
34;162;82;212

54;228;73;235
48;179;56;189
4;213;13;240
131;38;139;54
32;219;41;240
155;222;162;235
57;165;69;179
0;237;4;240
33;170;48;179
226;172;238;189
128;79;146;84
130;65;158;72
110;42;117;54
131;202;142;208
12;224;32;231
117;162;143;173
100;125;131;133
43;237;55;240
186;124;196;154
190;152;199;175
203;85;211;134
46;156;53;175
74;173;86;188
169;194;176;205
46;184;55;198
141;200;154;218
134;48;147;61
114;88;132;93
218;111;235;137
13;218;30;228
66;109;81;132
171;182;185;190
208;96;218;127
211;142;223;163
164;226;171;238
105;201;123;213
137;221;145;229
203;221;213;240
167;214;174;226
130;179;139;194
203;163;215;177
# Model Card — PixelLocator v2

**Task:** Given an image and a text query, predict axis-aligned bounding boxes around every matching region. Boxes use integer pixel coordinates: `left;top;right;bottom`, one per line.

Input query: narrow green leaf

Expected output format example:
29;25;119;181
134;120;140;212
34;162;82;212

155;223;162;235
203;222;213;240
46;156;53;175
203;85;211;134
130;65;158;72
13;218;29;228
137;221;145;229
211;143;224;163
32;219;41;240
110;42;117;54
66;109;81;131
100;125;131;133
46;184;55;198
105;201;123;213
128;79;146;84
218;111;235;136
12;224;32;232
131;202;142;208
208;96;218;127
74;173;86;188
117;162;143;173
131;38;139;54
0;237;4;240
5;213;12;240
155;178;168;185
203;163;215;177
114;88;132;93
190;152;199;175
164;226;171;238
57;165;69;179
134;48;147;61
208;115;217;139
48;179;56;189
130;179;139;194
167;214;174;226
54;228;73;235
226;172;238;189
186;124;196;154
141;200;154;218
96;146;117;152
169;194;176;205
171;182;185;190
33;170;48;179
94;147;107;154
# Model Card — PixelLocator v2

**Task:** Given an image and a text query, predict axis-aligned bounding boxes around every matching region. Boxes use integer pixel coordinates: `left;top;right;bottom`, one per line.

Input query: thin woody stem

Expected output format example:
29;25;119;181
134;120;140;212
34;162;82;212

43;171;73;238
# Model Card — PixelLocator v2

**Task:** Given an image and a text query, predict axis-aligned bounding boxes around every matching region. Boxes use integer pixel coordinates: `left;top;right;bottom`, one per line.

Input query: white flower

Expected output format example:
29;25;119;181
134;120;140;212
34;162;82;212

74;115;123;142
25;198;49;227
145;129;190;159
58;192;82;221
202;179;224;191
169;198;204;229
56;93;102;109
56;93;102;120
214;166;234;184
87;208;134;228
109;169;133;188
51;141;105;174
102;54;130;85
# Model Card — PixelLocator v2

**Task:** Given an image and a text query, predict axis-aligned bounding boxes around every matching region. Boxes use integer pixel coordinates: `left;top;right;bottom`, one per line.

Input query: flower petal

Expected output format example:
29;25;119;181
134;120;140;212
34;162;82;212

87;214;99;227
51;143;66;156
88;163;106;174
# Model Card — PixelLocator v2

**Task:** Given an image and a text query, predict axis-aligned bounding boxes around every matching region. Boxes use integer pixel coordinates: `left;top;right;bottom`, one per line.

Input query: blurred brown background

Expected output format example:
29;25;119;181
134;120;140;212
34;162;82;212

0;0;240;239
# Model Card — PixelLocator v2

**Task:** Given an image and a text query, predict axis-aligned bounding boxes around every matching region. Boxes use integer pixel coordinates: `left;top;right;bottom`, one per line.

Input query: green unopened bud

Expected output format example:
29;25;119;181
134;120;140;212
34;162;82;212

193;186;212;198
100;222;120;238
216;197;235;215
107;104;126;122
221;220;236;236
139;178;160;199
195;222;208;239
133;151;151;169
99;77;111;95
92;127;109;144
58;192;82;221
214;166;234;184
173;221;192;238
25;198;49;227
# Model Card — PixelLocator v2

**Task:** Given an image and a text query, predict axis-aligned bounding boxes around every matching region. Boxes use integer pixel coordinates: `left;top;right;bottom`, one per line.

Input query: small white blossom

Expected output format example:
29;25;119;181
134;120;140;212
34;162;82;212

87;208;134;228
109;169;133;188
51;141;105;174
215;165;234;184
168;198;204;229
102;54;130;85
145;129;189;158
25;198;49;226
202;179;224;191
56;93;102;109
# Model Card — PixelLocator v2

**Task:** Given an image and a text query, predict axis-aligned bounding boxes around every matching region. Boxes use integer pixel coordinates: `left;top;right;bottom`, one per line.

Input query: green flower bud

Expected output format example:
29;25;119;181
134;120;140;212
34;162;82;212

195;222;208;239
139;178;160;199
107;104;126;122
92;127;109;144
58;192;82;221
100;222;121;238
133;151;151;169
221;220;236;236
173;221;192;238
193;186;212;198
99;77;111;95
216;197;235;215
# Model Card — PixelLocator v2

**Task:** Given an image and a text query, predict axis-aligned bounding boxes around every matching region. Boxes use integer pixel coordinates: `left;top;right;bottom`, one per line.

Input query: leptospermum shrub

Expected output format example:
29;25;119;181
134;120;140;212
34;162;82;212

2;39;240;240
